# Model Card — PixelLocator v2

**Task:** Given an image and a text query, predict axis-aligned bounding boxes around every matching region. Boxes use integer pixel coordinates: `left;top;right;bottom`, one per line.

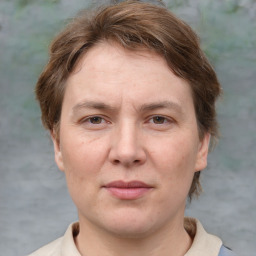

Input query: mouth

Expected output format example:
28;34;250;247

103;180;153;200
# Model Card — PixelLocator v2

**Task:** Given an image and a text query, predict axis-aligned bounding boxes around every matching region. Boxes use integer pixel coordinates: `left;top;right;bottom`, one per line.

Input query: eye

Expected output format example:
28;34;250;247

149;115;171;124
146;115;175;131
151;116;168;124
79;115;110;130
88;116;103;124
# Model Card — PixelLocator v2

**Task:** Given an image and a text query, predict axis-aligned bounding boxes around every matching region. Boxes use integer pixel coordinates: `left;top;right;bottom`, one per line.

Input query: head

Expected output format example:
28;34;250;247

36;0;221;201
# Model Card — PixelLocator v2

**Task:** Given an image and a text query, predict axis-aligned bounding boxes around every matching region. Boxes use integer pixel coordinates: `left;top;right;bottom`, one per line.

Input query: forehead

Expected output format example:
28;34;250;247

72;42;169;77
64;42;194;113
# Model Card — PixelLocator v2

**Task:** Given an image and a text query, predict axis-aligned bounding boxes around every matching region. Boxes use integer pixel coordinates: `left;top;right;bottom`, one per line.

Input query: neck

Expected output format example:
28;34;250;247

75;217;192;256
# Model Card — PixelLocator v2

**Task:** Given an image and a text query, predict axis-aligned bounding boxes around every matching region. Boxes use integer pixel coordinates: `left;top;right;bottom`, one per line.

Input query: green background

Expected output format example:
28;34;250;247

0;0;255;255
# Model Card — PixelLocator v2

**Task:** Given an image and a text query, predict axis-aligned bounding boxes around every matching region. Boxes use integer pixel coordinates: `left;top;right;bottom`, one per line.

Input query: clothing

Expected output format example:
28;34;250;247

219;246;236;256
28;218;235;256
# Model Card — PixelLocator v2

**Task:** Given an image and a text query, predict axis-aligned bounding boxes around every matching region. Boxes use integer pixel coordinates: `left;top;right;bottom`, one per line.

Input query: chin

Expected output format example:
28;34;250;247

97;210;159;239
105;223;154;239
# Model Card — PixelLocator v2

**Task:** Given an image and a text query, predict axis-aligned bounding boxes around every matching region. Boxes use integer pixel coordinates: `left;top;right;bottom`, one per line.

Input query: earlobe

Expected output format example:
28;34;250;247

195;133;211;172
51;131;65;172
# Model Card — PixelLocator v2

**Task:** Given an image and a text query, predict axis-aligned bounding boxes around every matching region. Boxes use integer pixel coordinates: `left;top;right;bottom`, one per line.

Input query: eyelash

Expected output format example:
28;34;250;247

86;116;105;124
79;115;174;130
148;115;172;125
78;116;110;131
81;115;172;124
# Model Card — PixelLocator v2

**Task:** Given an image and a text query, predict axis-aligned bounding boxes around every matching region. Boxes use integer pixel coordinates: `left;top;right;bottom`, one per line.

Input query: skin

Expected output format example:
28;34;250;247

52;42;210;256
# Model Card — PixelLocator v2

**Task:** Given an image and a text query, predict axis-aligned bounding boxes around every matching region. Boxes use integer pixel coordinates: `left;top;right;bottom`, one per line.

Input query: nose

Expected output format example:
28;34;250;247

108;122;147;167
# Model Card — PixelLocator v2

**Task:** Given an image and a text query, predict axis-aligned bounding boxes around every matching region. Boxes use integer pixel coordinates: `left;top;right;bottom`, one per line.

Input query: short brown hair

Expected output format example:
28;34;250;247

36;0;221;200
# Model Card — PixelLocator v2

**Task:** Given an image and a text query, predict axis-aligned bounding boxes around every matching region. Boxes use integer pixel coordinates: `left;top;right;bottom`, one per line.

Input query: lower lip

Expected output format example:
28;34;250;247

105;187;152;200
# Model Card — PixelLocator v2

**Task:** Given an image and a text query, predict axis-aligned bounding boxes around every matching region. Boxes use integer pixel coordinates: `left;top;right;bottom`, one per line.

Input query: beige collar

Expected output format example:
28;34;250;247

184;217;222;256
60;218;222;256
61;222;81;256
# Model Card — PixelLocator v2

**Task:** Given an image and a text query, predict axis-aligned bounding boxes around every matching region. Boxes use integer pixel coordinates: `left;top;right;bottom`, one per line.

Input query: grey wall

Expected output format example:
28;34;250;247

0;0;255;255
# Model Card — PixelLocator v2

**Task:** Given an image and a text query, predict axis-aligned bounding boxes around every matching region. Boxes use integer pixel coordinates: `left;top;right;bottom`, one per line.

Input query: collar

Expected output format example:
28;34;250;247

61;218;222;256
184;217;222;256
61;222;81;256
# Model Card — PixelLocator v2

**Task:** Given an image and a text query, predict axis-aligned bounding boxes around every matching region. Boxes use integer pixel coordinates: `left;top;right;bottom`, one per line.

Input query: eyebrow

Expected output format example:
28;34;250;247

139;101;183;114
72;100;116;114
72;100;183;114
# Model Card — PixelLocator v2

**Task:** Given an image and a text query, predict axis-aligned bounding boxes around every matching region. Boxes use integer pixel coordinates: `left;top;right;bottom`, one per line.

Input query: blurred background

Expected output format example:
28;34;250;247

0;0;255;255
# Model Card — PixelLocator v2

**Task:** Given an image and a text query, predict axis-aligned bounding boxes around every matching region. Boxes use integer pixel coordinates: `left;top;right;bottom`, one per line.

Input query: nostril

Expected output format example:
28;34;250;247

112;159;140;165
113;159;120;164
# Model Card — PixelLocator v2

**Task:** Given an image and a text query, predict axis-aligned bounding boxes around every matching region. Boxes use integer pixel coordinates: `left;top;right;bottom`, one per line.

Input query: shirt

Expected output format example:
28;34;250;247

27;218;234;256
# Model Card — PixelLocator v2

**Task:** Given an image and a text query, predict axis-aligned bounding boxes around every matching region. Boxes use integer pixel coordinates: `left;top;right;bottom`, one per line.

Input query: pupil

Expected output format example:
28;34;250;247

91;117;102;124
153;116;164;124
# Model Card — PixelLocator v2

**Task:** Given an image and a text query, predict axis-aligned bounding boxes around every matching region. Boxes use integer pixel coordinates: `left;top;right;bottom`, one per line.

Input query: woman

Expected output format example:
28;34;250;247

29;1;235;255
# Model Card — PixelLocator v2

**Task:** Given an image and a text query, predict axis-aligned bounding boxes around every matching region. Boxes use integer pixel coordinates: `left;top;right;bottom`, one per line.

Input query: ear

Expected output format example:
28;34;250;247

51;131;65;172
195;133;211;172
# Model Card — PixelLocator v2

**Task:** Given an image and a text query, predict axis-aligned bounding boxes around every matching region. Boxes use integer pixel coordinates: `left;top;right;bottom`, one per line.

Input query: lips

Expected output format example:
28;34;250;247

103;180;153;200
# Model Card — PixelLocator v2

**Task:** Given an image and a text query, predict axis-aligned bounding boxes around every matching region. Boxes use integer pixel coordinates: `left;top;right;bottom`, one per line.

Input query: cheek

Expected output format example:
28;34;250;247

156;135;197;167
61;131;108;171
59;132;110;198
153;135;198;188
60;136;106;208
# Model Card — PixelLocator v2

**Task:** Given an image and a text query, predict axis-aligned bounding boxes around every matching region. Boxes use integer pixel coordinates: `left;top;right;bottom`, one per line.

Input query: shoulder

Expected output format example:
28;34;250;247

27;237;62;256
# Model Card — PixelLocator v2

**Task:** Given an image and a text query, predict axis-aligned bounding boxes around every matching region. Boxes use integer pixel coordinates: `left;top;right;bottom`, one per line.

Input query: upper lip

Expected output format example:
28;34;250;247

104;180;153;188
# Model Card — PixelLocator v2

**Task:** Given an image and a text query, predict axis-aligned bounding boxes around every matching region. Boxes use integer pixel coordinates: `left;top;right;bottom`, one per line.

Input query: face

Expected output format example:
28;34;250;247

52;43;210;238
